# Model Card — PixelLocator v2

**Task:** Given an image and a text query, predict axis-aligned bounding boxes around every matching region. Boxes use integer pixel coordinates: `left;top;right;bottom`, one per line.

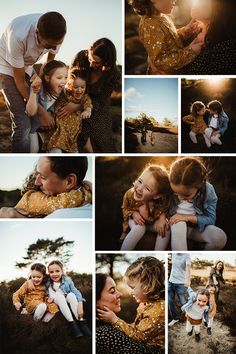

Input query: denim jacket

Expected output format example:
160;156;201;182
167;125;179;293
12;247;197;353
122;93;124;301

181;287;210;323
38;88;58;114
46;275;85;302
208;110;229;135
168;182;217;233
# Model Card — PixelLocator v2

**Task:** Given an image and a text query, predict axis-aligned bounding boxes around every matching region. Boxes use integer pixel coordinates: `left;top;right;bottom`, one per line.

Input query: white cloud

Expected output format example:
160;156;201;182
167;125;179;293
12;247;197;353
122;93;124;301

125;87;143;101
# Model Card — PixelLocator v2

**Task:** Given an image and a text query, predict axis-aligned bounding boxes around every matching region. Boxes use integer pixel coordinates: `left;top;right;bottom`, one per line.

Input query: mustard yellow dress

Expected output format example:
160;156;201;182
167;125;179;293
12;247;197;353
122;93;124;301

121;188;163;233
139;14;197;74
182;114;207;134
209;293;217;318
44;91;93;152
12;281;58;314
15;187;92;217
113;300;165;349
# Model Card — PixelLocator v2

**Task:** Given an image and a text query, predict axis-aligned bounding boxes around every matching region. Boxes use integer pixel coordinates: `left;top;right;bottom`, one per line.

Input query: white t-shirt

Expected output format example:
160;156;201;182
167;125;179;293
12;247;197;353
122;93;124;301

186;302;208;320
169;253;191;284
49;282;64;299
209;116;218;129
0;14;60;76
176;200;195;215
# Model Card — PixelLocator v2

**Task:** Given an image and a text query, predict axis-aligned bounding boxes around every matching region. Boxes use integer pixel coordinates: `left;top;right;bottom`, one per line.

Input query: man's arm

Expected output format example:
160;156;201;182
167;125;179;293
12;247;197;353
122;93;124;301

12;67;30;100
47;52;56;62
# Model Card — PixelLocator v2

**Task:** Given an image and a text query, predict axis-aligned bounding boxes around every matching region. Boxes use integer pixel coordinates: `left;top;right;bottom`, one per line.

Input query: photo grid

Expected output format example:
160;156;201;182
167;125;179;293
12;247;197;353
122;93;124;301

0;1;235;354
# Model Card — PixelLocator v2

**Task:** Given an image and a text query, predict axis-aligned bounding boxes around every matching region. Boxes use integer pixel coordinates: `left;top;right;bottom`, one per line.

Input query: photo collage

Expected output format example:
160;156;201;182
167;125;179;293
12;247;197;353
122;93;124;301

0;1;235;354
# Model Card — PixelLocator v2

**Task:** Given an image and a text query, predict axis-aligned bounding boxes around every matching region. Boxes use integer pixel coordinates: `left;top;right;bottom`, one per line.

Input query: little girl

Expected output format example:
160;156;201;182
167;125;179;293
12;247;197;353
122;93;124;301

26;60;68;153
168;157;227;250
15;170;92;218
97;256;165;351
128;0;202;74
12;263;58;321
44;67;93;153
204;283;217;335
182;101;211;148
204;100;229;146
120;164;172;251
181;287;210;343
45;260;91;337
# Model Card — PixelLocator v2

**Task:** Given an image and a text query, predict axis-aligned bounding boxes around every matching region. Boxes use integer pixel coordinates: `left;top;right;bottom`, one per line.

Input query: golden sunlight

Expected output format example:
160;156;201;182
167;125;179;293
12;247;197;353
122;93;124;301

206;78;228;89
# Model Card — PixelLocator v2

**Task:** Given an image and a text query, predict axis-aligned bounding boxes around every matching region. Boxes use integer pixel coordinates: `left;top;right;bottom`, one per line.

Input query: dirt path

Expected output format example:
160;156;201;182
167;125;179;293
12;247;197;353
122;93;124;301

168;318;236;354
135;132;178;153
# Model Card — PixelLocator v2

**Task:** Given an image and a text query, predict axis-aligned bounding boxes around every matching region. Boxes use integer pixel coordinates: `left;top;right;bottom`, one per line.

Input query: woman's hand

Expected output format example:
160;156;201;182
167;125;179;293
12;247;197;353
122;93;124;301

77;301;84;320
57;102;80;119
14;302;22;311
97;306;118;324
132;211;145;225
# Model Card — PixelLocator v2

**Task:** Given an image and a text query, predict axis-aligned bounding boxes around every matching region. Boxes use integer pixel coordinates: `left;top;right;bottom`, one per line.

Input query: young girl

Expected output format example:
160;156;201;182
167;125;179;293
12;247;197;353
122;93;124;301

15;170;92;217
204;100;229;146
181;287;210;342
43;67;93;153
45;260;91;337
26;60;68;153
182;101;211;148
12;263;58;321
120;164;172;251
149;131;155;146
168;157;227;250
97;256;165;352
204;283;217;335
128;0;202;74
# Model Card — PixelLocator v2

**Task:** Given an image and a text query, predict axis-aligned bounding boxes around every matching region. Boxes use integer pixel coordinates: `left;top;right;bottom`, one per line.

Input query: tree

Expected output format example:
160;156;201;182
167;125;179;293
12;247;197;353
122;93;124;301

16;237;74;269
96;254;131;278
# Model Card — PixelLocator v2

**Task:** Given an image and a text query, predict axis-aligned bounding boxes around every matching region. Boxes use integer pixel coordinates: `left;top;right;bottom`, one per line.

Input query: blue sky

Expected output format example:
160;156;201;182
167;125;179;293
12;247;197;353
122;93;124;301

125;78;178;124
0;156;92;190
0;0;122;65
0;220;92;281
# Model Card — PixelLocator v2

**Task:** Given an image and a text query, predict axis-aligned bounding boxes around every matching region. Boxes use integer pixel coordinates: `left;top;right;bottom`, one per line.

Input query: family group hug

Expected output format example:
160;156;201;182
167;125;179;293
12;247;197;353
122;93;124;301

0;11;121;153
96;256;165;353
128;0;236;74
13;260;91;338
168;254;226;343
0;157;92;219
120;156;227;251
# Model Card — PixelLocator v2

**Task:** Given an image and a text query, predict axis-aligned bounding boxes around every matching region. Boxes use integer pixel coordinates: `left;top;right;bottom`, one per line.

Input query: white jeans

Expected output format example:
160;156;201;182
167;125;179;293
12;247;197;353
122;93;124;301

33;303;47;321
120;219;170;250
205;128;222;145
186;320;200;334
171;222;227;250
189;131;211;147
208;316;214;328
43;292;79;322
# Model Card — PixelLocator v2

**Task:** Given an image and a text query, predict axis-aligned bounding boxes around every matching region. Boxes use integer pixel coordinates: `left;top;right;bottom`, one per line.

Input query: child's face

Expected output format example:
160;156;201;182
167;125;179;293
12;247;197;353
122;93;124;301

48;264;63;282
209;109;218;117
133;170;159;203
126;278;148;303
197;107;206;115
47;67;68;95
170;183;198;201
70;77;86;100
150;0;175;14
31;270;44;286
96;277;121;314
191;0;212;21
196;294;209;307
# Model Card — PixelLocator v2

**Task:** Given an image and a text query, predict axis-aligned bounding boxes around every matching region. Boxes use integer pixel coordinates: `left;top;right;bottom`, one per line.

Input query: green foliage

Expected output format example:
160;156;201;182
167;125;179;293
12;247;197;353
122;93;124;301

96;254;131;278
192;258;214;269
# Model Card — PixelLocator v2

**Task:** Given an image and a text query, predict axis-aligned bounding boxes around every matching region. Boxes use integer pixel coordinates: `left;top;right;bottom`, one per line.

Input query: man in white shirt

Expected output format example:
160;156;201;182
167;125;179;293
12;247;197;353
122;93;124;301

168;253;191;326
0;12;66;152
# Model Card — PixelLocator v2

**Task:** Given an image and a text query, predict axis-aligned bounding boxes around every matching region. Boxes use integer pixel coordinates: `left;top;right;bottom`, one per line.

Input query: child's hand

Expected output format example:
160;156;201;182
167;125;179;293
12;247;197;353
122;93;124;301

77;301;84;320
139;204;149;221
132;211;145;225
81;108;92;119
168;213;189;225
184;280;191;288
154;214;168;237
14;302;22;311
27;279;35;290
82;180;92;192
46;297;54;304
30;74;42;94
211;130;220;137
184;19;200;35
97;306;118;324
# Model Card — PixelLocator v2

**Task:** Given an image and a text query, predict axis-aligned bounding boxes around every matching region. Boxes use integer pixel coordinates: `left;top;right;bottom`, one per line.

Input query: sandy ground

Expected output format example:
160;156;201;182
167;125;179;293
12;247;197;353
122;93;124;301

135;131;178;153
168;318;236;354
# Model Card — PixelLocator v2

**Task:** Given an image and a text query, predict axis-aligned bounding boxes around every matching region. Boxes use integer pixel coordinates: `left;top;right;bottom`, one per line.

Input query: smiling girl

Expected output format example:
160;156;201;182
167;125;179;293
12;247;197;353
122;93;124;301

120;164;172;251
168;157;227;250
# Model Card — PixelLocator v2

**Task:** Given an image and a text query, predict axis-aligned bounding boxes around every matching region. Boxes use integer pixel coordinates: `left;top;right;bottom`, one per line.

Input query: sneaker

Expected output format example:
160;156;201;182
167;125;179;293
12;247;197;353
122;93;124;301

195;333;201;342
168;319;179;327
204;321;208;328
187;329;193;336
207;327;212;335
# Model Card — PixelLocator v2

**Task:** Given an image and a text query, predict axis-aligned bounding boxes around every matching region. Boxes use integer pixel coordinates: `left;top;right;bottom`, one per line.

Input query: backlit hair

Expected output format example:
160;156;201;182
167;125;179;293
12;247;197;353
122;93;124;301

190;101;205;117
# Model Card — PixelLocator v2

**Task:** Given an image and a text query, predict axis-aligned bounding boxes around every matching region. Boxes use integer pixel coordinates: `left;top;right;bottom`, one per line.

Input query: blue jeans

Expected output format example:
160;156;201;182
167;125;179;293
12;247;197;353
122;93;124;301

0;73;31;152
168;282;187;320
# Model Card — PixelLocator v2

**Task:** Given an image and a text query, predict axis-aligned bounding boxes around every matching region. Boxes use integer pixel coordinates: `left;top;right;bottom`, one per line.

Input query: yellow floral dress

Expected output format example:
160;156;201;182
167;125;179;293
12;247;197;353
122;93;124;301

15;187;92;217
121;188;163;233
113;300;165;349
44;91;93;153
209;293;217;318
182;114;207;134
139;14;197;74
12;281;58;314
